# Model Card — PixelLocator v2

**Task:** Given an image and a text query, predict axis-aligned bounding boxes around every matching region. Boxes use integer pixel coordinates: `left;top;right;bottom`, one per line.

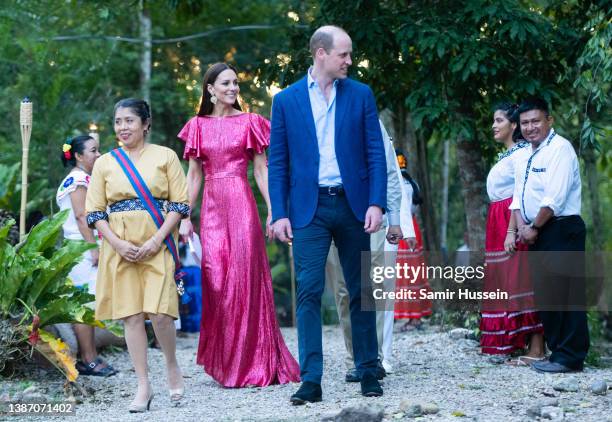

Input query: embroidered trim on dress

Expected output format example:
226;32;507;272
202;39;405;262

496;141;528;162
86;211;108;227
167;201;190;217
109;198;166;213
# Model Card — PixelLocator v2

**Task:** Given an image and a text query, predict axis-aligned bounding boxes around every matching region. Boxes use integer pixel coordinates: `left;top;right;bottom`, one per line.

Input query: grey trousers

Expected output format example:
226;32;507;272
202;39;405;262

326;229;398;369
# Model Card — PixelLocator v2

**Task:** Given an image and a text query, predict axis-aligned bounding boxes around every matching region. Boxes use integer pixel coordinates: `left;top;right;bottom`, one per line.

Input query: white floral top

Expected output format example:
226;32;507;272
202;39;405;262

56;168;91;240
486;141;528;202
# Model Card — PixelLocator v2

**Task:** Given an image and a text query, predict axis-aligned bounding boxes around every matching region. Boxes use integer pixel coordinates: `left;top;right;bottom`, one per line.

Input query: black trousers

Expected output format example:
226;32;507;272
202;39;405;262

530;215;589;370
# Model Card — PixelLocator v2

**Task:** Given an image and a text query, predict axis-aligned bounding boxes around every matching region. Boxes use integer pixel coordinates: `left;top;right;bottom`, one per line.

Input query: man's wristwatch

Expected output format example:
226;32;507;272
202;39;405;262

529;222;541;233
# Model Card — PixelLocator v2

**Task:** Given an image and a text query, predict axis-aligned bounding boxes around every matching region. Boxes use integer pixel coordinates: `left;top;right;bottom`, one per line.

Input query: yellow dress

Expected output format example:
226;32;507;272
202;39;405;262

86;144;189;320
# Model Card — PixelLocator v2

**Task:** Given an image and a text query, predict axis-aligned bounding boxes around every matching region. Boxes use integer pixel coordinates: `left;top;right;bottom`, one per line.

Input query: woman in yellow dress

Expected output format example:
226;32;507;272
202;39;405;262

86;98;189;413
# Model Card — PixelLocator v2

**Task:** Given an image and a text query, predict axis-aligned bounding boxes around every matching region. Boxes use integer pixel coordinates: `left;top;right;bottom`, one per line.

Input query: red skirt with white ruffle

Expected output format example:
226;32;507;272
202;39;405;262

479;197;543;355
394;215;432;320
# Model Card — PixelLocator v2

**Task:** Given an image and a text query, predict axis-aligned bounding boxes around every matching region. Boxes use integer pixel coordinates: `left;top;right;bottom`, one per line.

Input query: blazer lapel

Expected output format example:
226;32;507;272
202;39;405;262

292;76;318;147
334;79;350;142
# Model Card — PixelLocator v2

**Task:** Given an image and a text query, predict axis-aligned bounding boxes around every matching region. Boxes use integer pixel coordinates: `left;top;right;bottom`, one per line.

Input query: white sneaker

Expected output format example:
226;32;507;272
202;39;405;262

382;360;394;374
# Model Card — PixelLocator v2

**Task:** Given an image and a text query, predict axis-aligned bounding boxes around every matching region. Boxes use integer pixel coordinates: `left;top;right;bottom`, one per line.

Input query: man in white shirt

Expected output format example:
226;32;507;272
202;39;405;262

508;97;589;373
326;121;416;381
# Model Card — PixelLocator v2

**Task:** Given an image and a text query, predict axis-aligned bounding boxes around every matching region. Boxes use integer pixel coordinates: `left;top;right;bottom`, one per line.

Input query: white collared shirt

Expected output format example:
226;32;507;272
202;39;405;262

486;141;529;202
380;121;402;227
307;68;342;186
509;129;581;223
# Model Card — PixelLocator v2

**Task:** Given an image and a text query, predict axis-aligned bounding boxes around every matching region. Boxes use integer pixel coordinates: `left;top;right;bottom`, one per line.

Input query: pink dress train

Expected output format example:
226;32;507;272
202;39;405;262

178;113;300;387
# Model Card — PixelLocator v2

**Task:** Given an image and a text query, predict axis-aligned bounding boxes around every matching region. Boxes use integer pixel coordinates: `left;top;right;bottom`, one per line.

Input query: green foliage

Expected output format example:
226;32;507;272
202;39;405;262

0;210;96;327
561;9;611;152
0;163;51;217
0;164;19;211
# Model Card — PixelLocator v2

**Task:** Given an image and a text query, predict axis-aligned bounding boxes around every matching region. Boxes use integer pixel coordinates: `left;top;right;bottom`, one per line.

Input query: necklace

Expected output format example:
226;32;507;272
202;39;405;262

76;164;91;175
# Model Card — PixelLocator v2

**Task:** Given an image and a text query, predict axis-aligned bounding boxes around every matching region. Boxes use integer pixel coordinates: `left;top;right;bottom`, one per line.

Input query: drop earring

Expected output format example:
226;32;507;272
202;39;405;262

210;94;218;105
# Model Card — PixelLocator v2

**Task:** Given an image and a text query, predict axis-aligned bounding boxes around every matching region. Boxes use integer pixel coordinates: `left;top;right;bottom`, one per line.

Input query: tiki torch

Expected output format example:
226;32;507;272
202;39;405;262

88;122;99;143
19;98;32;241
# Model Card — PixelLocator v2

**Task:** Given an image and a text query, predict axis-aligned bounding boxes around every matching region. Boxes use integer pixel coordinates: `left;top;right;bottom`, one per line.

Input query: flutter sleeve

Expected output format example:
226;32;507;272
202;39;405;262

56;170;90;203
245;113;270;157
86;156;109;228
177;116;203;160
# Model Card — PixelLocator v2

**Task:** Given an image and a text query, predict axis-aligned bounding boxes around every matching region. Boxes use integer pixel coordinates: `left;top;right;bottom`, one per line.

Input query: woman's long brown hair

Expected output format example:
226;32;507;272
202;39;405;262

197;62;243;116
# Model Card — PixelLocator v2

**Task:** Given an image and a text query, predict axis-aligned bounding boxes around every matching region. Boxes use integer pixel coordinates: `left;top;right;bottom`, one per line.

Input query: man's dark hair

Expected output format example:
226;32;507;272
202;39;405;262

517;97;550;117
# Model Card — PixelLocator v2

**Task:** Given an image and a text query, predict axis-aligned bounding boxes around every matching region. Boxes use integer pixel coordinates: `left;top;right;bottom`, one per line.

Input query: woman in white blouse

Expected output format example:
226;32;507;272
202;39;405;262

56;134;116;377
479;103;545;365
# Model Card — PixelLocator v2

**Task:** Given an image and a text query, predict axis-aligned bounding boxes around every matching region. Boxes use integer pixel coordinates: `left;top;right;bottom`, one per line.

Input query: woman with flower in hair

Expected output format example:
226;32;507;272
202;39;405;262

480;102;544;364
393;150;432;329
56;134;116;377
178;63;299;387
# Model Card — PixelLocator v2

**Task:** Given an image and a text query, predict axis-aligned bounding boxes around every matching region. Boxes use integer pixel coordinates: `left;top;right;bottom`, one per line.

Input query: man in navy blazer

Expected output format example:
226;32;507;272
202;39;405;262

269;25;387;404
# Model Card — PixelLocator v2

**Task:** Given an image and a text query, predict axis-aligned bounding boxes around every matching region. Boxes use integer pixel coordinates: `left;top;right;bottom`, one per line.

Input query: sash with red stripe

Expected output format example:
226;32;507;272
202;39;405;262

111;148;191;304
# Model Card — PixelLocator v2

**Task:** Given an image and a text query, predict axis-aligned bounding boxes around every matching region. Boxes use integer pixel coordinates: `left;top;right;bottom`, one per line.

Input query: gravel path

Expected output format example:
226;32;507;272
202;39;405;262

2;323;611;421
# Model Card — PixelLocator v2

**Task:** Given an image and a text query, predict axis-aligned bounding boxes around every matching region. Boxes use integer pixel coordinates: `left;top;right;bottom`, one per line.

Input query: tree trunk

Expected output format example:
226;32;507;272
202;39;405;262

440;139;450;254
415;129;441;253
139;0;151;105
582;147;604;251
390;107;440;252
455;137;487;251
582;147;607;314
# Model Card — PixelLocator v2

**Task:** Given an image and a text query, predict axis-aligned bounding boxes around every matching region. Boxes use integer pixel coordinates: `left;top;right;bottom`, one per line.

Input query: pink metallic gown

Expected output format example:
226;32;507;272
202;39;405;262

178;113;300;387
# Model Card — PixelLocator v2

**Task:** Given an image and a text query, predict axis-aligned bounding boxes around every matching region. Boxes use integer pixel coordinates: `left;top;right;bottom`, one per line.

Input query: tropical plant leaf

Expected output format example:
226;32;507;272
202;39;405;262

98;320;125;338
0;217;15;241
24;239;95;306
36;328;78;382
0;253;49;316
37;296;85;327
19;209;69;256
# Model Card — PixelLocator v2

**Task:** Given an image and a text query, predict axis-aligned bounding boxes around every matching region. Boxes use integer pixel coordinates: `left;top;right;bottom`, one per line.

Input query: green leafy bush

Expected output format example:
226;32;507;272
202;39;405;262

0;210;102;378
0;163;52;218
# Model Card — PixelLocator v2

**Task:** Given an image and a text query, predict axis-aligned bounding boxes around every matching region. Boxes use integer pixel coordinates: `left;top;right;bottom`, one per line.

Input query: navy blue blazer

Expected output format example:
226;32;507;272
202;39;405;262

268;76;387;229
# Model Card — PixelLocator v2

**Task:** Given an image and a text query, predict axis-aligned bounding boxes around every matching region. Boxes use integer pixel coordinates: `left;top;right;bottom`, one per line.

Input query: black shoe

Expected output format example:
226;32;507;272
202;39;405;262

532;360;581;373
290;382;322;405
361;373;383;397
345;368;360;382
376;361;386;379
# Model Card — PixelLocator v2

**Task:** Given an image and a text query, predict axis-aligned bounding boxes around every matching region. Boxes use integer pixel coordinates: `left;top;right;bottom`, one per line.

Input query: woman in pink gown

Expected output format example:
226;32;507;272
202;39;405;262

178;63;300;387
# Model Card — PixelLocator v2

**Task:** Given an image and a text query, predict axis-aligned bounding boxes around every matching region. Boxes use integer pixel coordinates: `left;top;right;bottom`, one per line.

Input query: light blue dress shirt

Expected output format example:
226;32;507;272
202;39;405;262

307;68;342;187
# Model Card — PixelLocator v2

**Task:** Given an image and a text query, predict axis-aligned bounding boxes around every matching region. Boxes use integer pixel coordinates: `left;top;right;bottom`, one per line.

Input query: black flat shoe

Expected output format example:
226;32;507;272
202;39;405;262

532;360;581;373
76;358;117;377
361;373;383;397
290;381;322;405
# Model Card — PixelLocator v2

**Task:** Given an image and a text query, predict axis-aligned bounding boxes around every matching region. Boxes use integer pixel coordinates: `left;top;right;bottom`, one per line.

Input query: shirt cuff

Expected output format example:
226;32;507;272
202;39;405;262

387;212;400;226
509;198;520;210
86;211;108;228
539;197;559;216
167;201;190;218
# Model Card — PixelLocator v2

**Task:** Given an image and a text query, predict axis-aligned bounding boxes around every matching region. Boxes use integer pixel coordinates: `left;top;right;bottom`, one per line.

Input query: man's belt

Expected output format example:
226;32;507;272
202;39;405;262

319;185;345;196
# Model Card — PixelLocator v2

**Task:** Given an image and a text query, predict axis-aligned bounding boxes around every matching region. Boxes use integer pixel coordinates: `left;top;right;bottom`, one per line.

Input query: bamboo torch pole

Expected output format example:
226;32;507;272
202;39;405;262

19;98;33;241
